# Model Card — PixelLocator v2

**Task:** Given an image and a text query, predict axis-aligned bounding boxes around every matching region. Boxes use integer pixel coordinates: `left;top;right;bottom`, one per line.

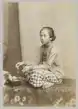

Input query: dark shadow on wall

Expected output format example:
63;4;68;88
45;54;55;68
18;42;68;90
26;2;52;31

3;3;22;75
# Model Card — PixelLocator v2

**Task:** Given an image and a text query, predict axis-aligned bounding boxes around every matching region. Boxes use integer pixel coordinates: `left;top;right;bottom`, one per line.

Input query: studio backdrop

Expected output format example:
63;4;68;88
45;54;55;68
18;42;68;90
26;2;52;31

18;2;77;78
3;2;77;78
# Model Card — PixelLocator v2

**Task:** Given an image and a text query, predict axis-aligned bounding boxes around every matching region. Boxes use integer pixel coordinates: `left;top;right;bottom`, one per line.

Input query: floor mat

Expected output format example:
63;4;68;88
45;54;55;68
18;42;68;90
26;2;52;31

3;78;76;107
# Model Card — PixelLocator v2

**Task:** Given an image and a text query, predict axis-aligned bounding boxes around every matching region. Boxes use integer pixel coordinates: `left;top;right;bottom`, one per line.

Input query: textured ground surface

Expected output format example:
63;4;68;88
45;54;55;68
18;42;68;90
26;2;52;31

3;78;76;107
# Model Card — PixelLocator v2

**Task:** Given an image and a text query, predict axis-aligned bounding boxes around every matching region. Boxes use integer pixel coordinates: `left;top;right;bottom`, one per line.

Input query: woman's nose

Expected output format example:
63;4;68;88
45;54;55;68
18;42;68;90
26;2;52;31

41;36;44;40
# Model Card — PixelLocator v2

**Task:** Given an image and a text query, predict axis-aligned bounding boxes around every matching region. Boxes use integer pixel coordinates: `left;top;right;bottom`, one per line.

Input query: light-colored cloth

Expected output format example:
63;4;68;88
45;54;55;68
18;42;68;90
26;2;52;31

39;43;64;75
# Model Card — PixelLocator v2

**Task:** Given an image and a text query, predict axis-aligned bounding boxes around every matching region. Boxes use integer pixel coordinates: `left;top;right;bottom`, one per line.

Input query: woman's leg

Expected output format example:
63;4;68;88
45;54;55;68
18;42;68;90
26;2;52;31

42;70;63;88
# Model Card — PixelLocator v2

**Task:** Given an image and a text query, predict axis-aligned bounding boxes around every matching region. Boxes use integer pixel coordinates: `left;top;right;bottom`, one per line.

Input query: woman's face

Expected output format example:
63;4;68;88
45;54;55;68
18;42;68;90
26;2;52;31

40;29;51;45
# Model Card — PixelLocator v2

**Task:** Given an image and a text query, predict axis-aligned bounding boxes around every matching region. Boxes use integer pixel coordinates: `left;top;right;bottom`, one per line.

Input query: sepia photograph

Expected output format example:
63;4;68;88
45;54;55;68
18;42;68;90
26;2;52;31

3;1;77;107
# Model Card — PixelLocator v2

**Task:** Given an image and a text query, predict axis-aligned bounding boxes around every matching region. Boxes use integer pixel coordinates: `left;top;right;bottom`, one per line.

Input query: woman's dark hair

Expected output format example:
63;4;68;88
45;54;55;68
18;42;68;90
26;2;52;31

40;27;56;41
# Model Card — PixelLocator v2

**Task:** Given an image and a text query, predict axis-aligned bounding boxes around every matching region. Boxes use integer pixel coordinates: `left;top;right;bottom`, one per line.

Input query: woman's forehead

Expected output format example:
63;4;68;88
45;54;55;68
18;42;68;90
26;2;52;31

40;28;49;34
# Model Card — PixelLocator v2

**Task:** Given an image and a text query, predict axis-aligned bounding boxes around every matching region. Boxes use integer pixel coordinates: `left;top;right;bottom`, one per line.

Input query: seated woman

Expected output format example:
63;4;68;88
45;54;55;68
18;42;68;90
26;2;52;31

16;27;64;89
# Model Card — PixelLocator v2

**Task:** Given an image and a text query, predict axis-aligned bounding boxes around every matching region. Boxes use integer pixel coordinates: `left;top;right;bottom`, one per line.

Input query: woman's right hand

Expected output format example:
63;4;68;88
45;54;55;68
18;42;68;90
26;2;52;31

15;62;25;70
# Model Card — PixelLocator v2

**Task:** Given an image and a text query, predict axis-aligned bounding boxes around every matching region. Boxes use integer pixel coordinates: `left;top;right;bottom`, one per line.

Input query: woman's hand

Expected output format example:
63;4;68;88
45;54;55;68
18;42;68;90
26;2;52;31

32;64;49;70
22;65;33;73
15;62;25;70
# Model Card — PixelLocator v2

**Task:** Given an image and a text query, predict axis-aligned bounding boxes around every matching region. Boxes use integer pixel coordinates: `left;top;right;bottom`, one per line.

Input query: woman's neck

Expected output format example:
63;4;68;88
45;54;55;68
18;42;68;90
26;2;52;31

44;41;52;48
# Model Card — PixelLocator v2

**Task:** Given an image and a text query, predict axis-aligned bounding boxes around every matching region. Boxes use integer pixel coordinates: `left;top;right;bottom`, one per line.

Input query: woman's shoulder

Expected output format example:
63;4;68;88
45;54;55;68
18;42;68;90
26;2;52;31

50;43;58;53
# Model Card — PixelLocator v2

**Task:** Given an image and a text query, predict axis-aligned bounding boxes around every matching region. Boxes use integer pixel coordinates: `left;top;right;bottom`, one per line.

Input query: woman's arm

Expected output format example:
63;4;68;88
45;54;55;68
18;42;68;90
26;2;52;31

32;63;49;70
32;53;57;70
34;47;57;70
21;52;57;72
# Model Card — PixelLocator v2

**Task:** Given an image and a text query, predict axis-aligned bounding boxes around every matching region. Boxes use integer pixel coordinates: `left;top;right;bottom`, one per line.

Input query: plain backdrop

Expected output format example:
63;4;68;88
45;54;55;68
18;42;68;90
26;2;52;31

3;2;77;78
18;2;77;78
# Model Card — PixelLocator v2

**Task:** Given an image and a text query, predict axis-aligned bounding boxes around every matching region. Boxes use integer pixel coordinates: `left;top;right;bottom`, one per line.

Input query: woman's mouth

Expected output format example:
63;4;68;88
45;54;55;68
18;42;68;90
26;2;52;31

41;40;44;44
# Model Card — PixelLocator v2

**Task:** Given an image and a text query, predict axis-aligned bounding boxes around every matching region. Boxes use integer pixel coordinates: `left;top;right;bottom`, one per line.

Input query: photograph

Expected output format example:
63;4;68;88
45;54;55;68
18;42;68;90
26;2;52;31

3;1;76;107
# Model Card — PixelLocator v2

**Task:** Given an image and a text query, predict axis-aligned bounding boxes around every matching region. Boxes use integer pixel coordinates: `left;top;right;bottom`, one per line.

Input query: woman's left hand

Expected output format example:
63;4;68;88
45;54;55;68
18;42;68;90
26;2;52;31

22;65;33;73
